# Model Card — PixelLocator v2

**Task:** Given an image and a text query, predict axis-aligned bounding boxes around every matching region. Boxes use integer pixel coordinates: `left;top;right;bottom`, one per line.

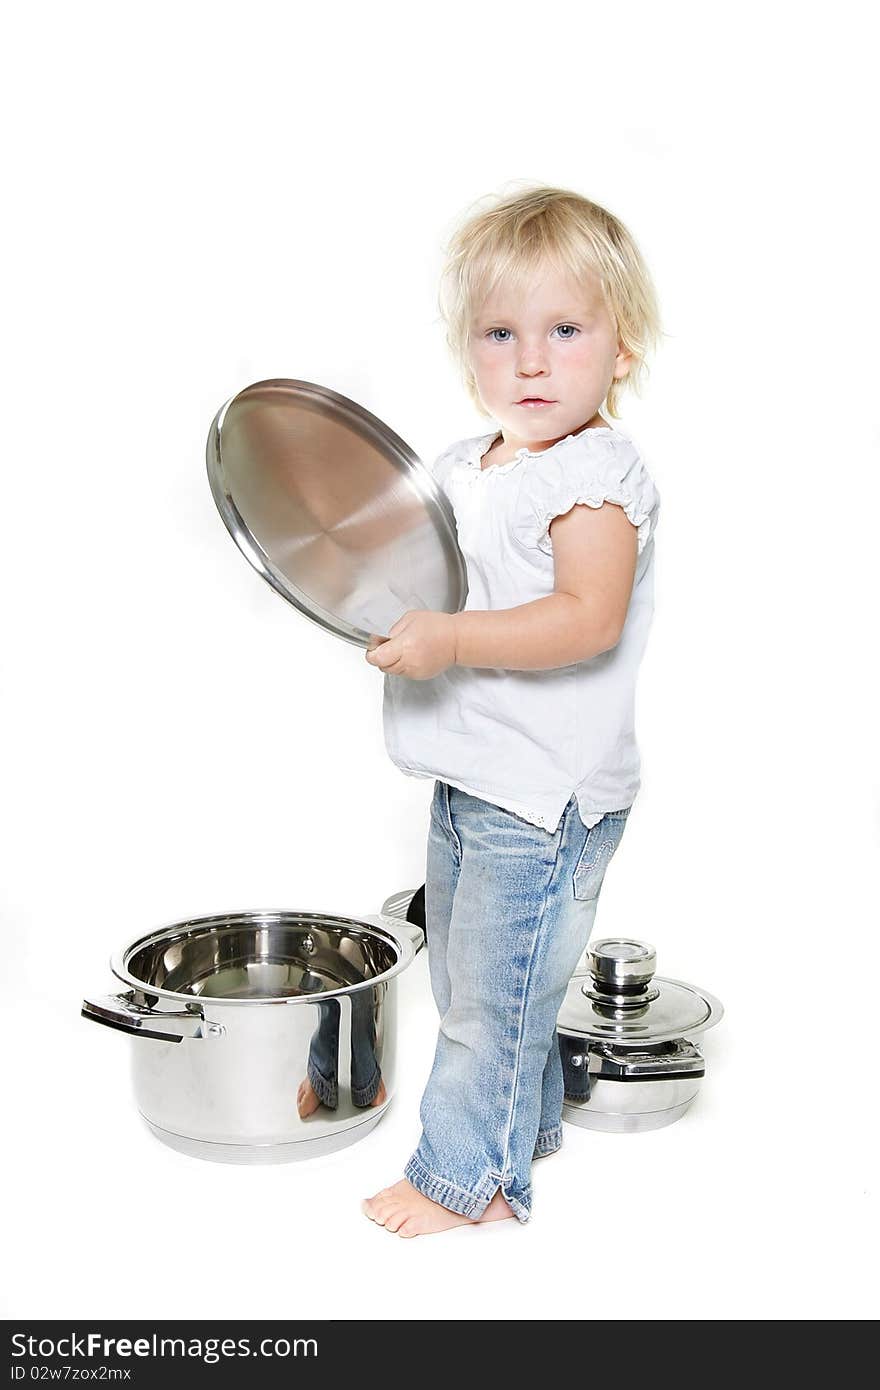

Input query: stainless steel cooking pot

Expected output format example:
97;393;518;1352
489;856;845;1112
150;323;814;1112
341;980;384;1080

557;939;723;1133
82;909;424;1164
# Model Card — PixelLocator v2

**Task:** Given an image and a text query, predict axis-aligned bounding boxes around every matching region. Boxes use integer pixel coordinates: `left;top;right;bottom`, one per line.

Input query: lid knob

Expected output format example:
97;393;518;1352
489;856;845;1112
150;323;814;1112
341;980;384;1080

588;939;657;990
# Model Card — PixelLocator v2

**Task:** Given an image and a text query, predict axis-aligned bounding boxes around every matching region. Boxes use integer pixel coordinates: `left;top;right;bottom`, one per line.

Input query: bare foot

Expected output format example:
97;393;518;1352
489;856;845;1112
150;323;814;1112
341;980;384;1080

296;1078;323;1118
297;1075;387;1118
361;1178;516;1237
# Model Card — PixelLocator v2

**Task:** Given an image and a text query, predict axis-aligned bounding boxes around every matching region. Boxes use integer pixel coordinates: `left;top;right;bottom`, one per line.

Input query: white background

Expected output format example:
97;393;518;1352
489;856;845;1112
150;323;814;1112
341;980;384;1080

2;0;877;1322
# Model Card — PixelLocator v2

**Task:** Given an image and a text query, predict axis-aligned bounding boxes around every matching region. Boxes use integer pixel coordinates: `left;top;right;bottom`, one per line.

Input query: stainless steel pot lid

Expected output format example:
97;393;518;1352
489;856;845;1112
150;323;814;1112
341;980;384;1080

206;378;467;648
557;938;723;1045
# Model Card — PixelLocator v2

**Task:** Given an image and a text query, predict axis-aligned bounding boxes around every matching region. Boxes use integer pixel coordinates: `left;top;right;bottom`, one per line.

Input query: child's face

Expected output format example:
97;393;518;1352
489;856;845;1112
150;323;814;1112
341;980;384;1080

467;261;631;445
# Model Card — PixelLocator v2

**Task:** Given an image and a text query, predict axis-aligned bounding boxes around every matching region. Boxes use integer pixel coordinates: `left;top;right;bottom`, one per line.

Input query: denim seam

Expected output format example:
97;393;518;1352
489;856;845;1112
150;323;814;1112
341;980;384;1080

498;828;565;1186
498;1178;532;1223
442;781;463;860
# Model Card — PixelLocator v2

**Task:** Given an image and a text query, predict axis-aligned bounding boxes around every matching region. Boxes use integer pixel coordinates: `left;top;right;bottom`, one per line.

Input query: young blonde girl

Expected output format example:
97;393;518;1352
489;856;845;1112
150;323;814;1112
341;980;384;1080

362;184;663;1237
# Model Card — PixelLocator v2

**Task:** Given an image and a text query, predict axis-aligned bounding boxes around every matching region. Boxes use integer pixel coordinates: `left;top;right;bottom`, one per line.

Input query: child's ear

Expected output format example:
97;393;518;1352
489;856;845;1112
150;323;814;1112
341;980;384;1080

613;345;634;380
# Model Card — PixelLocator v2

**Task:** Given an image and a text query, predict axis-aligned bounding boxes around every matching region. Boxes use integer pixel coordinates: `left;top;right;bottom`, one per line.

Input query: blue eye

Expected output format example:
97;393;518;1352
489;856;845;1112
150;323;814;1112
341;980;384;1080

487;325;579;342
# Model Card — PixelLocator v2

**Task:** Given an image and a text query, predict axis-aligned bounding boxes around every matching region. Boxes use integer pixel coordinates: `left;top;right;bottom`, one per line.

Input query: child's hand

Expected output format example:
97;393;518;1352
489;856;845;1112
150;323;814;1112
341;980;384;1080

365;610;458;680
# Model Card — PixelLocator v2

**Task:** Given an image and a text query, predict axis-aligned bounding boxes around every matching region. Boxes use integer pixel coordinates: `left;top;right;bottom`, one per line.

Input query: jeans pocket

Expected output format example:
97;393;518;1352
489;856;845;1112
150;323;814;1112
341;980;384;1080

572;808;631;901
440;782;464;860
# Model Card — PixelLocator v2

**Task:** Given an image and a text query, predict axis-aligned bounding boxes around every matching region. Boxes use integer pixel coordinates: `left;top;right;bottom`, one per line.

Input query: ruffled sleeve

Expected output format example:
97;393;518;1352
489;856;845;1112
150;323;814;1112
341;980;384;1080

427;442;462;498
519;432;660;558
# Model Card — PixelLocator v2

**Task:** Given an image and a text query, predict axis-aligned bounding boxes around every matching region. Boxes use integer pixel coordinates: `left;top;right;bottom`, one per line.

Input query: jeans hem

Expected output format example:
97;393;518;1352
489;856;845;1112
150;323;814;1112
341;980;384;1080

533;1124;563;1158
405;1151;532;1225
351;1066;383;1108
306;1060;338;1110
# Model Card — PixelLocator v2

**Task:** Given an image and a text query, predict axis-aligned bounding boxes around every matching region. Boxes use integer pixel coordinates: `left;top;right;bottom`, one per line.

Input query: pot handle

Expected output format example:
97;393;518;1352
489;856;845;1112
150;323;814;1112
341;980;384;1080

395;921;425;955
81;992;225;1043
360;913;425;956
591;1040;705;1080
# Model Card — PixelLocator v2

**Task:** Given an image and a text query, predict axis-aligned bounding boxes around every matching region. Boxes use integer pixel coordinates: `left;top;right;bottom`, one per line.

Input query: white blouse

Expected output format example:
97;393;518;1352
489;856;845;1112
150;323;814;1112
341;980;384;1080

381;423;661;833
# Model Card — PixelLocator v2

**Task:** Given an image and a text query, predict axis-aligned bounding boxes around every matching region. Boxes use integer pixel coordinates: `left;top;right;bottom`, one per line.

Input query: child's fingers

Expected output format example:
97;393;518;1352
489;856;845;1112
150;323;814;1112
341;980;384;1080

365;633;390;661
366;639;399;669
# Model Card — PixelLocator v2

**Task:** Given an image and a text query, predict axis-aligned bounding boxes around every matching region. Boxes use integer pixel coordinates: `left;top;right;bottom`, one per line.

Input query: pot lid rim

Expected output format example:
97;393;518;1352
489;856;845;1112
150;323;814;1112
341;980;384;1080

557;974;724;1042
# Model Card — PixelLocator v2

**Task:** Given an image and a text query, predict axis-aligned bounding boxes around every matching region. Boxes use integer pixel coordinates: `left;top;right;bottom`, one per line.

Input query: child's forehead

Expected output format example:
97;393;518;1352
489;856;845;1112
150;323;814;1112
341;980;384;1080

474;262;602;319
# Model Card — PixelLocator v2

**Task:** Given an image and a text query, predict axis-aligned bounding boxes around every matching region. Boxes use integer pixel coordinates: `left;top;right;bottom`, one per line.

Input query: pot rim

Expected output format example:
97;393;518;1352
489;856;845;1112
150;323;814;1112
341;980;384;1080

108;907;417;1008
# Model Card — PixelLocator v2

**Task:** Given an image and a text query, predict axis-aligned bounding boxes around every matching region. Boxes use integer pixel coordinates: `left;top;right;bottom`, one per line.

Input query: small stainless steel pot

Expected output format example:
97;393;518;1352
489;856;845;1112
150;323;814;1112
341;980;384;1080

83;909;424;1164
557;939;723;1133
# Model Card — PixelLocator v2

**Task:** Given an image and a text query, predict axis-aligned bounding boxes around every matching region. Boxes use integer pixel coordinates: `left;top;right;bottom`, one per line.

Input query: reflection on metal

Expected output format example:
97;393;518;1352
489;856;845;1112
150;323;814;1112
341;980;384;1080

206;379;467;646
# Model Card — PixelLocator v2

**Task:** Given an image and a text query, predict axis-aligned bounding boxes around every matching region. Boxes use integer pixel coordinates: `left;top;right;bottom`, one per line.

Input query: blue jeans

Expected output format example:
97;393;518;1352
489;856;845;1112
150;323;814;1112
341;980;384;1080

404;780;630;1224
306;994;383;1109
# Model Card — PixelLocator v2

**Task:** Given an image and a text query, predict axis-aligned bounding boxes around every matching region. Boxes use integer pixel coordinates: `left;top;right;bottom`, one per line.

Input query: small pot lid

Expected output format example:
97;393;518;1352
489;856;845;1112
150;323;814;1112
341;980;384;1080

556;938;724;1045
206;378;467;648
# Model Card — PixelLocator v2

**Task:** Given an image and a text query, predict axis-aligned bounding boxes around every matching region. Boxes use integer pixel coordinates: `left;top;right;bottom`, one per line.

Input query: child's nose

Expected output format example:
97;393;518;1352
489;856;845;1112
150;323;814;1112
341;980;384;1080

517;344;550;372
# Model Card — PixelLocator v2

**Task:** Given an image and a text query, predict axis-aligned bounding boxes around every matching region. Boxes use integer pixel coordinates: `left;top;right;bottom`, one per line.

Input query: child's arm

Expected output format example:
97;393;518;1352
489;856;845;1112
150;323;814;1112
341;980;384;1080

365;501;638;679
456;499;637;669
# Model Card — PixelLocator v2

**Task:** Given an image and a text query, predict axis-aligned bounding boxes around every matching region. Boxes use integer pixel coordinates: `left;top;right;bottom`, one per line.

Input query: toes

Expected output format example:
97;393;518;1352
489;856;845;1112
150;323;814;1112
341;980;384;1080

364;1187;395;1206
362;1181;412;1229
362;1193;401;1226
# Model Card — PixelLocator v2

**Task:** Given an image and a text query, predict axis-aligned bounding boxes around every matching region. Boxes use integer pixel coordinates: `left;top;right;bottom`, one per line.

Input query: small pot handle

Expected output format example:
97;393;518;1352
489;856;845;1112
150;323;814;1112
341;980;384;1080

81;992;224;1043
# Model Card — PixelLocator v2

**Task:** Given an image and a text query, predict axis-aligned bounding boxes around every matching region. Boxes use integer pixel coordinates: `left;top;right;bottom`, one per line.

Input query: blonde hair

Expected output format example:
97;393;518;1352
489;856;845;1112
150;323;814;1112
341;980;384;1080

437;183;664;421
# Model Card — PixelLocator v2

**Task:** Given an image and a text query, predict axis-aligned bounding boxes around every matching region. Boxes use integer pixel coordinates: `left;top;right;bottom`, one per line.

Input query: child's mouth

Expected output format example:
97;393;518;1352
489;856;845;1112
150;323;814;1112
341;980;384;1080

517;399;556;408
